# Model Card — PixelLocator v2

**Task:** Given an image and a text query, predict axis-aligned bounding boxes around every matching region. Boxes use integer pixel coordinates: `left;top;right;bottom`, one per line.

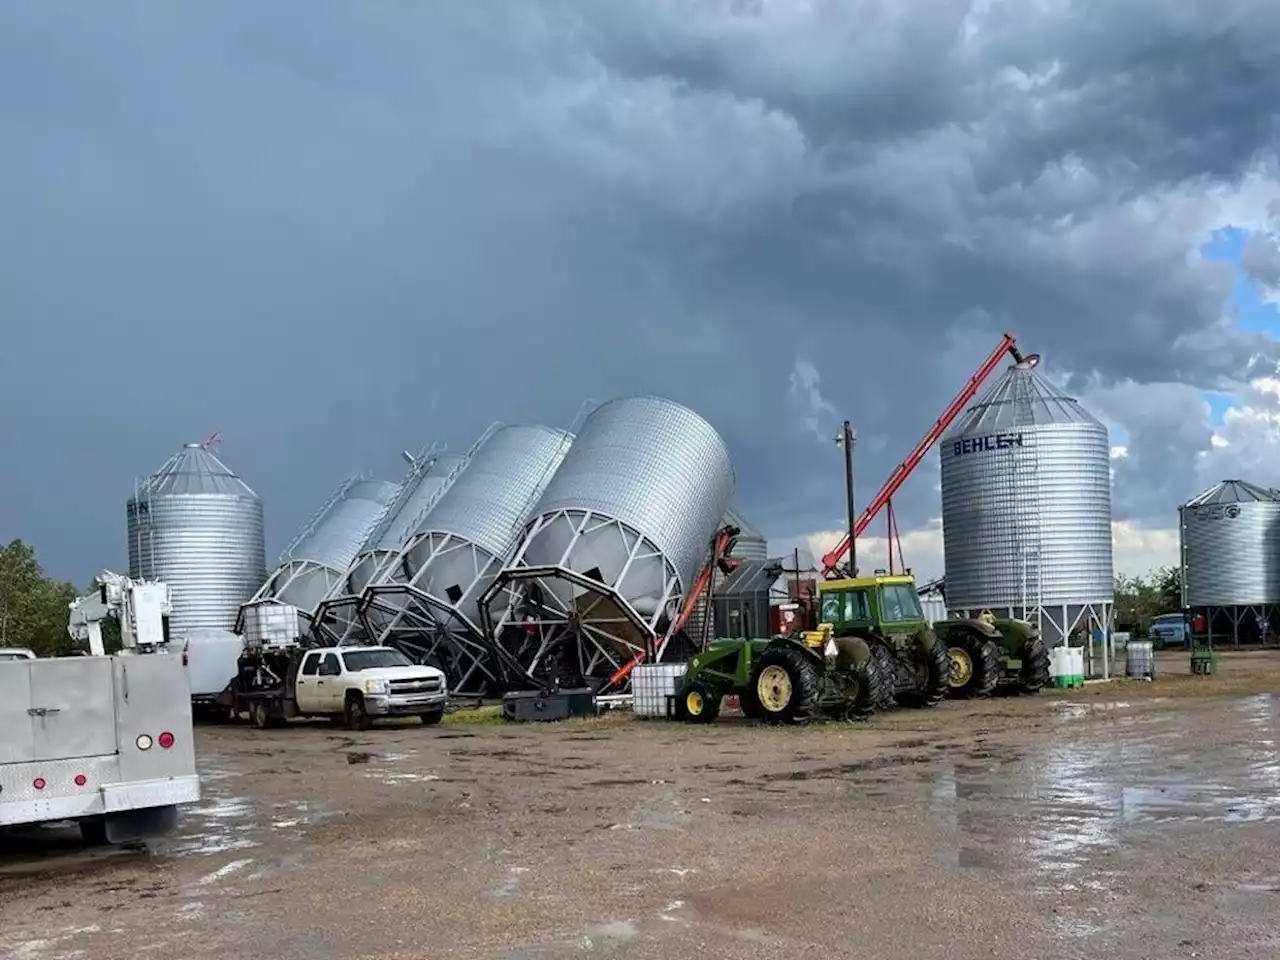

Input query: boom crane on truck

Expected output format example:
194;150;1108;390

68;570;172;655
821;333;1032;578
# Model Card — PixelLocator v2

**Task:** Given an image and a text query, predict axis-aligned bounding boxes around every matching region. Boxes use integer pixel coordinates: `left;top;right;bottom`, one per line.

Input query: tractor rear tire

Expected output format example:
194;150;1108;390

677;680;722;724
868;641;899;710
750;646;820;725
1018;637;1051;694
901;637;951;708
947;633;1001;699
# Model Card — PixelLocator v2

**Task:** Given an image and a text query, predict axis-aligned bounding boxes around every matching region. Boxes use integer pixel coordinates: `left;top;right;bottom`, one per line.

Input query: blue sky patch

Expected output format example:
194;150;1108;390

1196;227;1280;425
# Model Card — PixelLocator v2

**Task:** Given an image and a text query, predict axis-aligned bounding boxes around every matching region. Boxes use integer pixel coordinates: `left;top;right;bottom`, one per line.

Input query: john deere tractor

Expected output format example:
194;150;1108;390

812;575;952;709
676;626;888;725
933;614;1051;698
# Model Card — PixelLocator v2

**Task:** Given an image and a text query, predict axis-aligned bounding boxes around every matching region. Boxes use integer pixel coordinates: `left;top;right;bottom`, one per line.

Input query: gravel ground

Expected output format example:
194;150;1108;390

3;650;1280;960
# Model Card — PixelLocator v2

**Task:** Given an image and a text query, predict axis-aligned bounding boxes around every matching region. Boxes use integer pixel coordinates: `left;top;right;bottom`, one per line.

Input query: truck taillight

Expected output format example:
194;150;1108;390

74;774;87;786
136;735;153;750
32;778;46;790
158;731;175;749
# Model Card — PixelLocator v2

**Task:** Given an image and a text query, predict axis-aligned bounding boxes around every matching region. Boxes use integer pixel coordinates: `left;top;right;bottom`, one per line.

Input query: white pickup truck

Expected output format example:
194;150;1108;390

228;645;449;730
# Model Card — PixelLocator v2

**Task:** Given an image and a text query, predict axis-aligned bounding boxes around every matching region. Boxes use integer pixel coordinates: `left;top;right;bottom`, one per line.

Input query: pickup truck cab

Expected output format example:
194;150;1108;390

296;646;448;730
1148;613;1190;648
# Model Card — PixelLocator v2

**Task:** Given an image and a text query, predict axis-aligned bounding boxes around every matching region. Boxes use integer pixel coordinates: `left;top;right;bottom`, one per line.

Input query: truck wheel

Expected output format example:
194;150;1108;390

1018;637;1051;694
344;694;373;731
249;700;271;730
419;709;445;726
750;646;819;725
677;680;721;724
79;818;109;846
946;633;1001;699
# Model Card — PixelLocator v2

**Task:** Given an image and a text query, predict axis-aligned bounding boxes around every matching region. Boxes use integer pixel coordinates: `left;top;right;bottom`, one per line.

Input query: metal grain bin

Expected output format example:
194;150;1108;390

251;476;400;619
484;397;734;685
310;451;469;643
360;424;573;694
127;442;266;637
940;357;1113;646
351;454;469;595
1180;480;1280;607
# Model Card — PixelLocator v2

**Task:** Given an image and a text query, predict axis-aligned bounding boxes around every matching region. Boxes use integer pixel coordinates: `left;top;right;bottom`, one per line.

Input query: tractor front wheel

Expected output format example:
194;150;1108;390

1018;637;1051;694
947;634;1001;699
750;646;820;725
677;680;722;724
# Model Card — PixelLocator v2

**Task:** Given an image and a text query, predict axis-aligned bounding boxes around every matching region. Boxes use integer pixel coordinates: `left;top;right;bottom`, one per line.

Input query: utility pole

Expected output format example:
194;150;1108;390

835;421;856;577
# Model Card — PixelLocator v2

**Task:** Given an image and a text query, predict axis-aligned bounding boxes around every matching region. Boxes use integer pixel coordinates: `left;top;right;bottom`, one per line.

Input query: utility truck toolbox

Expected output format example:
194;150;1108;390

0;652;200;843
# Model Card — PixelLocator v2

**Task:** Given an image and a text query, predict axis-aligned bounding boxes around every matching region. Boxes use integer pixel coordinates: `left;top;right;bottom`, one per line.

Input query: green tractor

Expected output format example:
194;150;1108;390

812;575;953;710
676;626;888;725
932;613;1051;698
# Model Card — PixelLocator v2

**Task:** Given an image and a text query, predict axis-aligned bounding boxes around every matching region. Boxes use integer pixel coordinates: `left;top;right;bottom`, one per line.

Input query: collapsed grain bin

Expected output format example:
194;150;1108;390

480;396;734;689
242;475;400;630
359;424;573;694
309;448;469;644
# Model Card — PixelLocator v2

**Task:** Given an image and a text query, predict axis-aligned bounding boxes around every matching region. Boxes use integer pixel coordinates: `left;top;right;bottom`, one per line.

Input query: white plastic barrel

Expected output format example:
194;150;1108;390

1049;646;1069;687
1069;648;1085;685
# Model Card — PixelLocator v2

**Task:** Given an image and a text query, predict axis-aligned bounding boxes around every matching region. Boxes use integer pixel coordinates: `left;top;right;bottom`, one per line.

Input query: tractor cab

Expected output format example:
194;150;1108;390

811;574;951;706
815;574;929;639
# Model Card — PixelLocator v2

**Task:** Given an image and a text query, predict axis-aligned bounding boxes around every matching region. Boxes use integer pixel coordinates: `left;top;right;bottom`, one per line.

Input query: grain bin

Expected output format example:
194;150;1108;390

1180;480;1280;644
1181;480;1280;606
246;475;400;624
940;356;1113;646
127;442;266;636
310;449;469;643
480;396;734;689
360;424;573;695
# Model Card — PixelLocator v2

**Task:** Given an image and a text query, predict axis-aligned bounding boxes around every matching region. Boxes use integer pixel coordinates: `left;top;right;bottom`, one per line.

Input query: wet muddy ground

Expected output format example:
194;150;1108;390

3;650;1280;959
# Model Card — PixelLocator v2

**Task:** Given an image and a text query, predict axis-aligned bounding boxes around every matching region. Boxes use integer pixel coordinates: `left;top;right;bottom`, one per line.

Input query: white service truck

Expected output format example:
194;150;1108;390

224;601;449;730
0;572;200;845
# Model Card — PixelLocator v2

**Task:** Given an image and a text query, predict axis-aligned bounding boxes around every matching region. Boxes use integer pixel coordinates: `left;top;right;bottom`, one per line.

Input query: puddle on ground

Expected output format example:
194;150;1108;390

925;692;1280;901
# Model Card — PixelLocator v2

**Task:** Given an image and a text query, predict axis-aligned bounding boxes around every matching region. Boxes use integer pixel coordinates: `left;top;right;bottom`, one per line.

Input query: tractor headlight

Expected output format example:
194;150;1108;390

364;678;390;695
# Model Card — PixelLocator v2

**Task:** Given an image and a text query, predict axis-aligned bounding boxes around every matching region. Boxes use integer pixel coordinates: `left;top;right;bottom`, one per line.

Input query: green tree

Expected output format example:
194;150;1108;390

0;540;81;656
1113;567;1183;637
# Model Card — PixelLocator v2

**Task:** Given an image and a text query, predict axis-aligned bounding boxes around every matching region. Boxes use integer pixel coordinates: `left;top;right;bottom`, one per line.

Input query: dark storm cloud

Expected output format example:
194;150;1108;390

2;0;1279;583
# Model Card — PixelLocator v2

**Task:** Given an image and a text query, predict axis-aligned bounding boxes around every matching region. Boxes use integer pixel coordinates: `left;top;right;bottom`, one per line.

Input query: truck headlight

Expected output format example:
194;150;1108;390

364;679;390;695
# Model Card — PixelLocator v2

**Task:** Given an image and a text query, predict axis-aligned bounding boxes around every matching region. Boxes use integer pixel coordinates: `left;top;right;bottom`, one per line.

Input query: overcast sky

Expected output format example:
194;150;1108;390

3;0;1280;587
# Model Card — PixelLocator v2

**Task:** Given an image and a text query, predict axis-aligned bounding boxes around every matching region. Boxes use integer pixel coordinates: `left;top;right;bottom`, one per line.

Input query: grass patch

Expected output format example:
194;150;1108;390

445;704;504;725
